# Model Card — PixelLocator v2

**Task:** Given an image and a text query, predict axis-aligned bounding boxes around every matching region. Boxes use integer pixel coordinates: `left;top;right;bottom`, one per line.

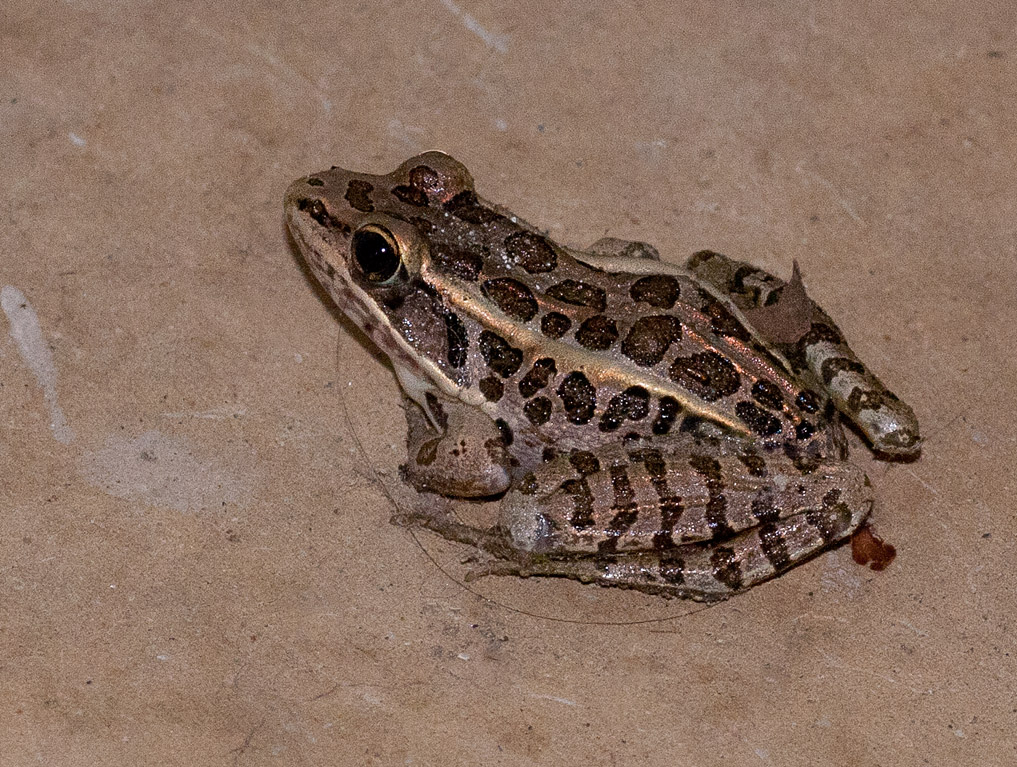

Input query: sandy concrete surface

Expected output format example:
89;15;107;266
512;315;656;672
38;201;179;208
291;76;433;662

2;2;1014;764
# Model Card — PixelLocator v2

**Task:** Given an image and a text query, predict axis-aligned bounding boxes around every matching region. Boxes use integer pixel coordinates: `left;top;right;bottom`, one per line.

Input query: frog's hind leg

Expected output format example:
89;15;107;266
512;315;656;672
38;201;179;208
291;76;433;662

475;490;871;602
686;250;920;457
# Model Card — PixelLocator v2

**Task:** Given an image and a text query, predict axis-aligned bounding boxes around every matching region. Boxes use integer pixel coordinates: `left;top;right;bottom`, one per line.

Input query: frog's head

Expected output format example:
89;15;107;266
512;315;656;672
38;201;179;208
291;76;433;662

284;151;488;403
284;150;476;293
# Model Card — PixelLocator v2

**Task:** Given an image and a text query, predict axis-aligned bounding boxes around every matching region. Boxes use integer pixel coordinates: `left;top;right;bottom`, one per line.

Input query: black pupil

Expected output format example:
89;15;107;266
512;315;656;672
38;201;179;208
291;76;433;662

352;229;400;282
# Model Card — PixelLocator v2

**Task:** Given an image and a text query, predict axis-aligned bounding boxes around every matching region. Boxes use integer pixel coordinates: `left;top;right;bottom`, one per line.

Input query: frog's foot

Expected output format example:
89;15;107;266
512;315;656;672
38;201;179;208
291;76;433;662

685;250;920;457
400;392;513;498
391;509;518;561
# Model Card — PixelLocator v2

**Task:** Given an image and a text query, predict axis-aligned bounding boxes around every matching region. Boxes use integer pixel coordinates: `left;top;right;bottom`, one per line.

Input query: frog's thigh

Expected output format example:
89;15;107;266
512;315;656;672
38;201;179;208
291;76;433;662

685;250;921;456
498;446;871;598
584;237;661;262
402;394;511;498
503;446;871;556
684;249;784;310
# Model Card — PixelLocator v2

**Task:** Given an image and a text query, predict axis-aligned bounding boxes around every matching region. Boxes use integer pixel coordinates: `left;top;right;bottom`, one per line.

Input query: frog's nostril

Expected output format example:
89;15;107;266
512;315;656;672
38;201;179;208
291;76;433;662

296;197;331;227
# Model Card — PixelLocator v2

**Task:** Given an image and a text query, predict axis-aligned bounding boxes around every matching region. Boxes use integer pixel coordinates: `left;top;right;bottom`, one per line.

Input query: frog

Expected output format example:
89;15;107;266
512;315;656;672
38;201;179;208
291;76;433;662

284;151;920;601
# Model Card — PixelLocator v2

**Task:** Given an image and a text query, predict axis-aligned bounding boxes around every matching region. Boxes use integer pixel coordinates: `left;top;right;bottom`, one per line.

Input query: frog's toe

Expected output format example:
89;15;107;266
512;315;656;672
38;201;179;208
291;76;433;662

860;406;922;456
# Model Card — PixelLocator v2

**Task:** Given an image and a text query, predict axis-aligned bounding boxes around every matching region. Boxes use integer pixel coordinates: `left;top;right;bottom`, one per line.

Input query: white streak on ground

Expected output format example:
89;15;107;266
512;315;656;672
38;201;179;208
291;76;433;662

161;407;248;420
795;165;865;225
1;285;75;444
528;693;578;706
437;0;509;54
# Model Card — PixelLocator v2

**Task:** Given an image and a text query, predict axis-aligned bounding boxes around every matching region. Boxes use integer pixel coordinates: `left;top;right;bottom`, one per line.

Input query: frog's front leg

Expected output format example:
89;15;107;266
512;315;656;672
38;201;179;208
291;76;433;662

400;392;513;498
491;443;873;601
686;250;920;457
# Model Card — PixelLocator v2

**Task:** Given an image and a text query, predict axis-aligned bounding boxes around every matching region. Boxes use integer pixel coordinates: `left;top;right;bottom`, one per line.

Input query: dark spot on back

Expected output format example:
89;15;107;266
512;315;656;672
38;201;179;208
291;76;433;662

504;231;558;273
523;396;552;425
703;299;752;341
479;375;504;402
408;165;441;193
796;389;821;413
478;330;523;378
621;315;682;366
689;454;722;480
445;190;503;224
540;312;572;338
630;275;680;309
518;358;557;398
795;420;816;440
737;452;768;477
481;278;538;321
652;396;682;435
599;386;650;432
517;473;538;495
431;243;484;281
545;279;607;312
557;372;597;425
306;177;324;187
575;314;619;350
345;179;374;212
443;310;468;368
735;400;783;437
669;351;742;402
751;379;785;410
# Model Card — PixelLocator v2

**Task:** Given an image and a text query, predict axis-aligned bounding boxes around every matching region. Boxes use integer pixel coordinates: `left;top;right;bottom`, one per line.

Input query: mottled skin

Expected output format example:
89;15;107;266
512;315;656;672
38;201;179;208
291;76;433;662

285;152;920;601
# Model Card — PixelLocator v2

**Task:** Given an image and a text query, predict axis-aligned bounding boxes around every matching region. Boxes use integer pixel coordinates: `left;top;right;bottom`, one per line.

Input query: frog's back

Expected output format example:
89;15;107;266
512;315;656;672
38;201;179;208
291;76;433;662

285;152;829;461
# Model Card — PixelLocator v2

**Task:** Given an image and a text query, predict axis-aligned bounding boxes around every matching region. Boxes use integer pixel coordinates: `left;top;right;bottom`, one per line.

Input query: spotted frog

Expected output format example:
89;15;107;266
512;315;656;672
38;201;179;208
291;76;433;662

285;152;920;601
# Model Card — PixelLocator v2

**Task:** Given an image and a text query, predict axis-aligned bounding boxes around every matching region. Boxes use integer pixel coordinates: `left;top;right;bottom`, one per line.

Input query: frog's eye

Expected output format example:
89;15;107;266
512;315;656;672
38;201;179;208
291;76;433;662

351;225;402;284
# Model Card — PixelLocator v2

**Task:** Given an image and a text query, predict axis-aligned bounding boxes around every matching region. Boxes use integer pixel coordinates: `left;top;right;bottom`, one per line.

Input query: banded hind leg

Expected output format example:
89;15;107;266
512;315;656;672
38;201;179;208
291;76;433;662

686;250;920;457
482;443;874;601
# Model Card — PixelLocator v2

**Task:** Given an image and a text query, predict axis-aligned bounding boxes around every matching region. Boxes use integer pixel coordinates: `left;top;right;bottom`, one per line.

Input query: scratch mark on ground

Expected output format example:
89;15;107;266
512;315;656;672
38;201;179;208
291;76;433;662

796;165;865;225
1;285;75;444
161;406;248;420
817;648;931;695
529;693;578;706
904;466;940;497
438;0;509;53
